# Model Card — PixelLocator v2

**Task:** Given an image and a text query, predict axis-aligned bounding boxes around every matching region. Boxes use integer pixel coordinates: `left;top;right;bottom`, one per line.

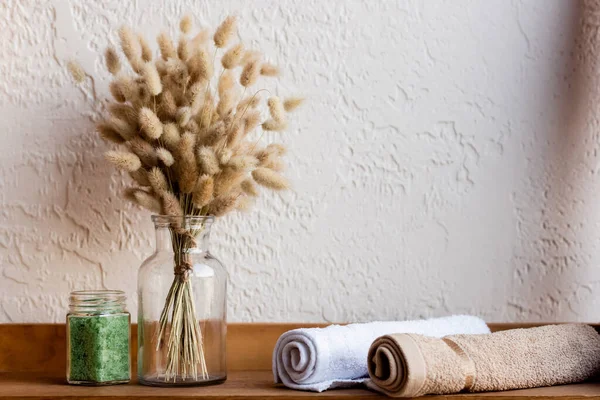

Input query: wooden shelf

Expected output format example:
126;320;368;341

1;323;600;398
0;323;578;373
1;371;600;399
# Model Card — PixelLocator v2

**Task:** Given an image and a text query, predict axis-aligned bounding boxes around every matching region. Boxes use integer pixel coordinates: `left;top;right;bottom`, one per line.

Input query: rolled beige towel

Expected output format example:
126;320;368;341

366;324;600;397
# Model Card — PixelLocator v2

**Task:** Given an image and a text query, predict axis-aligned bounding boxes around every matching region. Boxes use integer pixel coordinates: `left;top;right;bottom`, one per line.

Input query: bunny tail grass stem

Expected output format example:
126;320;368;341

154;227;209;382
156;275;209;381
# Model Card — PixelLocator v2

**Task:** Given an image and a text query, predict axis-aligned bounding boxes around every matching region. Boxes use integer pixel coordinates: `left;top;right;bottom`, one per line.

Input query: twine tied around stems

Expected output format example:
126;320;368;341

174;259;193;281
174;231;198;281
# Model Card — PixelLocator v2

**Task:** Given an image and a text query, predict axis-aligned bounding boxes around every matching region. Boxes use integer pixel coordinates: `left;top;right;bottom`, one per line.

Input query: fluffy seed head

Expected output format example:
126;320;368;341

262;118;288;132
283;97;305;112
188;49;212;82
241;179;259;196
180;15;193;34
129;169;151;186
219;148;233;164
255;144;286;167
266;143;287;156
214;167;244;196
252;167;288;190
159;90;178;119
268;96;286;123
67;61;85;83
192;175;214;208
255;147;271;164
254;148;268;163
113;75;139;103
260;63;280;77
156;147;175;167
199;100;214;129
109;81;126;102
228;155;258;171
162;123;181;150
135;84;153;107
178;37;190;61
241;50;261;65
214;16;237;48
105;150;142;172
208;193;238;216
244;111;262;133
125;188;161;213
218;70;235;97
138;34;153;62
234;142;254;156
226;122;244;146
236;195;254;212
237;94;261;111
96;122;125;144
139;107;163;139
118;26;143;72
157;31;177;60
104;47;121;75
141;62;162;95
189;82;205;113
161;191;183;216
185;119;200;134
202;121;227;146
148;167;169;193
262;157;285;172
210;108;220;124
217;92;236;119
197;146;220;175
135;82;151;106
179;131;196;151
240;60;260;87
109;75;136;102
177;107;192;127
165;58;188;86
108;103;138;126
177;133;198;193
191;28;211;47
128;137;158;166
222;43;244;69
108;117;136;141
155;59;167;75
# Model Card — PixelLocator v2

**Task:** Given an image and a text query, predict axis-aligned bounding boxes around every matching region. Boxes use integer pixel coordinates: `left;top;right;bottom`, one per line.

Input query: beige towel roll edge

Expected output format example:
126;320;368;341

366;334;430;397
367;324;600;397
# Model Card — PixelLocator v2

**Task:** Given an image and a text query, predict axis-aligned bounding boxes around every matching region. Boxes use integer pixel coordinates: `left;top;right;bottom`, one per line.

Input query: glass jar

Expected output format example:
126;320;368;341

66;290;131;385
138;215;227;386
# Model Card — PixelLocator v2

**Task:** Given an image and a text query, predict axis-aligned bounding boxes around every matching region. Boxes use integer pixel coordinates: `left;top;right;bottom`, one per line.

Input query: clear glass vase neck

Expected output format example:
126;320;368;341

152;215;214;253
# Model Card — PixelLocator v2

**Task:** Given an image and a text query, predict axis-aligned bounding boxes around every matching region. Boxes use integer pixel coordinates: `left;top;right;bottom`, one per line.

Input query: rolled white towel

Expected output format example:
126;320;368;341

272;315;490;392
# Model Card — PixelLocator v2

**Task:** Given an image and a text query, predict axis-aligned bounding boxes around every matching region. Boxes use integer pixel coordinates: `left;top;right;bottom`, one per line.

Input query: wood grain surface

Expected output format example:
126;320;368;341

1;371;600;399
1;323;598;373
1;323;597;373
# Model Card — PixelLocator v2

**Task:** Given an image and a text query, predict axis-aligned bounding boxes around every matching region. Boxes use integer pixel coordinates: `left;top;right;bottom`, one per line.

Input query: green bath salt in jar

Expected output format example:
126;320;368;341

67;290;131;385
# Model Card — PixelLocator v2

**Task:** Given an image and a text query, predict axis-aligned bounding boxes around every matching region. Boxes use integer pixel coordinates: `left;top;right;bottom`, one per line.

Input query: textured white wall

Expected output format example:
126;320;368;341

2;0;600;323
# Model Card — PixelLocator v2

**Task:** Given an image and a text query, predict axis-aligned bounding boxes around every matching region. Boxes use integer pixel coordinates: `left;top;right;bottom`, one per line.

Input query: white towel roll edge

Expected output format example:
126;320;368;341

273;315;491;392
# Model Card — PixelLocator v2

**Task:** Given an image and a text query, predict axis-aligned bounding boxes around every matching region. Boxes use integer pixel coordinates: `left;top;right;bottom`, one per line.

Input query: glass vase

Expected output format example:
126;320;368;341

138;215;227;386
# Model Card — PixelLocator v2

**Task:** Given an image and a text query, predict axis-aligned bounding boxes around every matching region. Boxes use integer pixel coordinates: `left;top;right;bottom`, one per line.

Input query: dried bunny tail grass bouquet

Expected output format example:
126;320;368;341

69;15;303;382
